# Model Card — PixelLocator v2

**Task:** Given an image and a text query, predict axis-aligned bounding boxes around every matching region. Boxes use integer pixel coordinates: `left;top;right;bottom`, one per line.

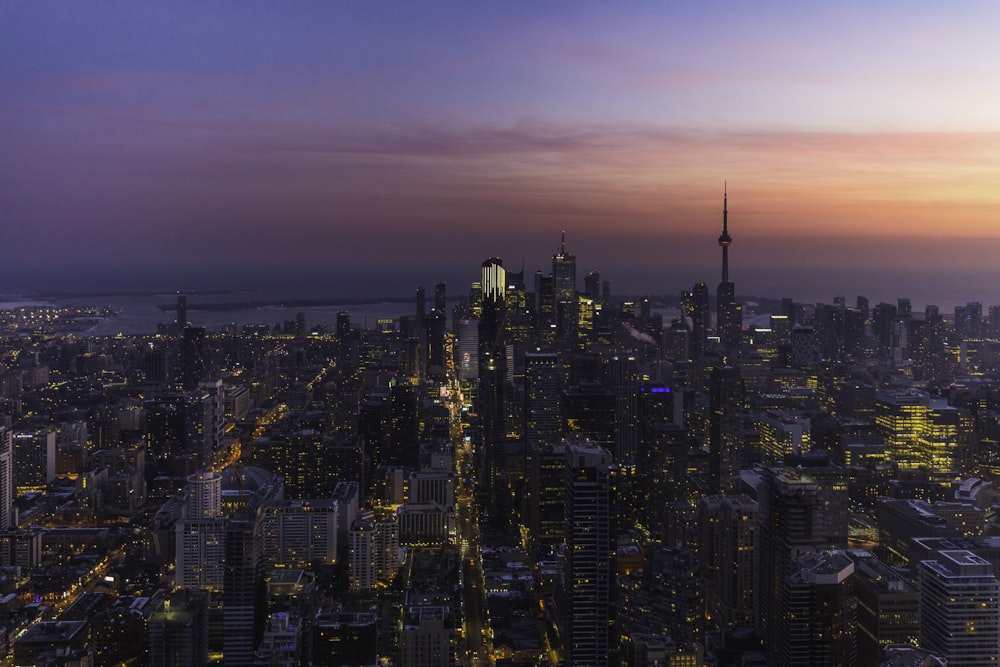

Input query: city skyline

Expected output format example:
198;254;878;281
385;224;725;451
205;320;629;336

3;2;1000;308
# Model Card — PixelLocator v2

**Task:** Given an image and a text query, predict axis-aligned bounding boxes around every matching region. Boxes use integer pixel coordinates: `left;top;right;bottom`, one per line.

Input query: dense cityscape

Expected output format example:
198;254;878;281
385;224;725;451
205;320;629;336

0;192;997;666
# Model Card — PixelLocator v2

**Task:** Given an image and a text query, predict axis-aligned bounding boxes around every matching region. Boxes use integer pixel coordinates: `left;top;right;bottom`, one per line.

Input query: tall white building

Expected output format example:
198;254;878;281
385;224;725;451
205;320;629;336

176;471;225;590
919;549;1000;666
0;429;12;530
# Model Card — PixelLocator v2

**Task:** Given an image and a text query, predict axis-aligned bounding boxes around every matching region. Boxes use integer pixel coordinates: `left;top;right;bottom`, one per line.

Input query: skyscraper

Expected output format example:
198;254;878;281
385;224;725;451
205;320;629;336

477;258;507;515
524;352;560;448
716;186;741;354
552;232;577;343
756;465;849;656
0;429;12;531
918;549;1000;666
560;441;617;666
709;366;743;493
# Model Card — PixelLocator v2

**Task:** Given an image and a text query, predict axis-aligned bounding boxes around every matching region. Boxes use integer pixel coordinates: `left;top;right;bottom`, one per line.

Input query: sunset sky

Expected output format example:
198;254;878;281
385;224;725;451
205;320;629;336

3;2;1000;308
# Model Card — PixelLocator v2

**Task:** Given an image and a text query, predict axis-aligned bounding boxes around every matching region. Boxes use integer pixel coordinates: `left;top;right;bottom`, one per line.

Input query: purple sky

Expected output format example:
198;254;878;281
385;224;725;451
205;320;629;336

3;2;1000;307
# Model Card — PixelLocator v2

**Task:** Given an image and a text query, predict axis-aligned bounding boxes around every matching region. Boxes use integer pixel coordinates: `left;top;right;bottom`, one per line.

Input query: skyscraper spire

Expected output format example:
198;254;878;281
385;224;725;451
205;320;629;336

716;184;741;354
718;183;732;283
560;230;566;255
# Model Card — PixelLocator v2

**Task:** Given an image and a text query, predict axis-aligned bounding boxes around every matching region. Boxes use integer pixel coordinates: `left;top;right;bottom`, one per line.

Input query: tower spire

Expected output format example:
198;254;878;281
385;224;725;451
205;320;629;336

718;183;732;283
560;231;566;255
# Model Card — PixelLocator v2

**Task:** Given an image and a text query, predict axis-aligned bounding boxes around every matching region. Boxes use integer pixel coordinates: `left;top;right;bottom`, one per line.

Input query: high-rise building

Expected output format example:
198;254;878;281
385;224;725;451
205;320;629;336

709;366;743;493
176;472;225;591
774;551;856;667
433;282;446;313
524;442;566;555
349;511;400;592
176;293;188;329
918;549;1000;666
699;494;758;632
223;508;265;667
552;233;577;343
756;465;849;655
849;551;919;667
524;352;560;448
0;429;13;531
560;441;617;666
478;258;507;514
611;354;639;463
683;282;710;361
147;589;209;667
180;325;207;391
12;428;56;493
875;389;962;474
716;187;741;354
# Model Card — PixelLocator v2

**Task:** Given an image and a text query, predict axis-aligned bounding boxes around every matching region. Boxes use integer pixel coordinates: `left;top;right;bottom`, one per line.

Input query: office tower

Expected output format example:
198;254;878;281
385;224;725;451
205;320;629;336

433;282;446;313
425;309;446;377
875;389;962;474
848;552;919;667
336;311;350;342
585;270;601;301
774;551;856;667
560;441;617;666
876;498;984;568
871;302;898;359
790;326;818;368
223;508;265;667
896;297;912;322
918;549;1000;666
144;345;169;389
756;466;849;655
456;319;479;382
147;589;209;667
388;380;420;472
478;258;507;513
856;295;869;321
709;366;743;493
759;411;811;462
415;285;426;318
177;293;187;328
0;429;11;531
524;442;566;555
716;186;741;353
562;380;616;453
611;354;639;463
552;232;577;343
181;325;207;391
699;494;758;632
911;310;947;381
684;282;710;361
635;384;685;535
524;352;560;448
12;428;56;493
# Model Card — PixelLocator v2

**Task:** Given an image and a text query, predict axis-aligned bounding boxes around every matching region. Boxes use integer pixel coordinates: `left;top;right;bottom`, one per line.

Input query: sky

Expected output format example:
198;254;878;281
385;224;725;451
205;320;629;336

3;1;1000;308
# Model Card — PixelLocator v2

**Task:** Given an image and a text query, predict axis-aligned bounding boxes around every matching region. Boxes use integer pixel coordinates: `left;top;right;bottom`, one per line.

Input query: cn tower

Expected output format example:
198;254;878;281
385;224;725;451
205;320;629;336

719;183;732;282
716;183;741;353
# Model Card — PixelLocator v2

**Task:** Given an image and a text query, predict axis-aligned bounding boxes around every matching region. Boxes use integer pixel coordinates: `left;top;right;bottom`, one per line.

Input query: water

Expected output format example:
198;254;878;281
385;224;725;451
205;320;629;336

0;291;417;336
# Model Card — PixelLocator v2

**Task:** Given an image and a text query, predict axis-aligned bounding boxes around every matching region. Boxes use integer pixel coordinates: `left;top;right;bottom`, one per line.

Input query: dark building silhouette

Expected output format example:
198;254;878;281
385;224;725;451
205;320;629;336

756;465;849;657
709;365;743;494
560;441;617;666
180;325;207;391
